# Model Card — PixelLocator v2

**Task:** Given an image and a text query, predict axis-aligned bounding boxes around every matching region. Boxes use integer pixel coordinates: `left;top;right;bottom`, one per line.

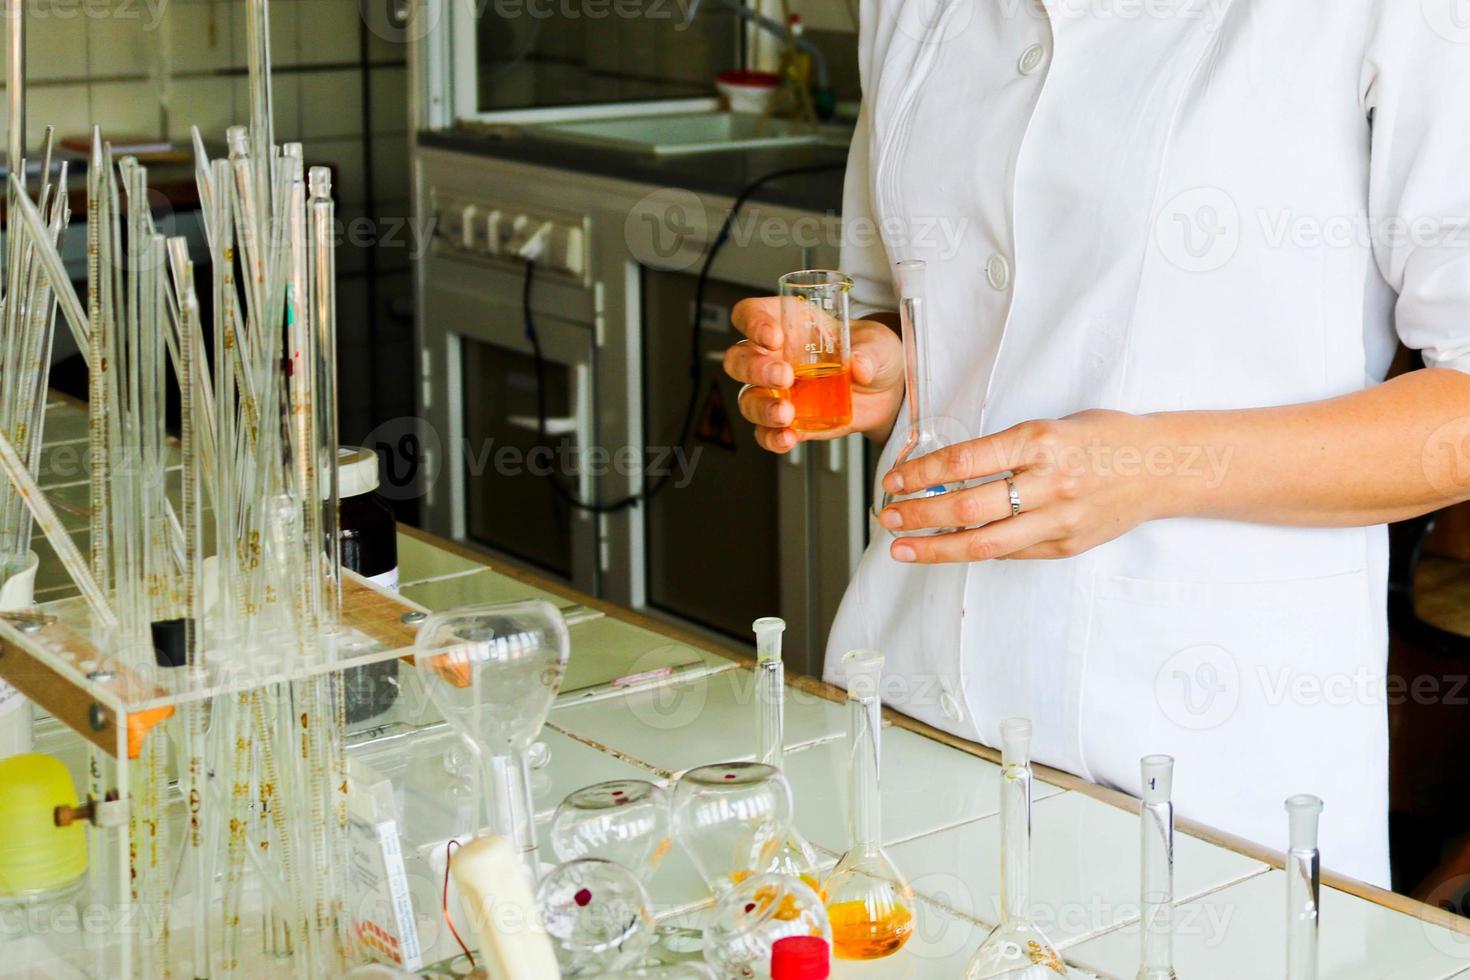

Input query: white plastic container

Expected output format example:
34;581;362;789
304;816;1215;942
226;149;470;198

0;552;40;758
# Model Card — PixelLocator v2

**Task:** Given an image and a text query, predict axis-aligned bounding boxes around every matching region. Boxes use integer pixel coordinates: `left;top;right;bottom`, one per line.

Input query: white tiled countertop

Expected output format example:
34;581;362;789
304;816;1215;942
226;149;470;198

391;526;1470;980
28;398;1470;980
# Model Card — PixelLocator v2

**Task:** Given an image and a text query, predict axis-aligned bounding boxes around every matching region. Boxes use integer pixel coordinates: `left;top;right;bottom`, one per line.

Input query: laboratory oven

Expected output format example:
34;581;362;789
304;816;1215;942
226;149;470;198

414;147;866;675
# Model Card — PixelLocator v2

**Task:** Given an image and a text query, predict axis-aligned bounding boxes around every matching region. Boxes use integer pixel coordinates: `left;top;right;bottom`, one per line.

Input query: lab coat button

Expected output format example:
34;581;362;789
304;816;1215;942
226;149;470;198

940;691;963;722
986;254;1012;291
1018;43;1047;76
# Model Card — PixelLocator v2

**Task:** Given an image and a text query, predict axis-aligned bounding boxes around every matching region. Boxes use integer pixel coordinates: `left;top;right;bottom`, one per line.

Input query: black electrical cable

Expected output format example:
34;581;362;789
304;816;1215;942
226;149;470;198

523;160;845;514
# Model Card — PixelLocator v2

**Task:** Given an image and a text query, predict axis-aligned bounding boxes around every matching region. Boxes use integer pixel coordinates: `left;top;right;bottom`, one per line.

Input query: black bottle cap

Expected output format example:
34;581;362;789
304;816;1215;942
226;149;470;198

150;618;192;669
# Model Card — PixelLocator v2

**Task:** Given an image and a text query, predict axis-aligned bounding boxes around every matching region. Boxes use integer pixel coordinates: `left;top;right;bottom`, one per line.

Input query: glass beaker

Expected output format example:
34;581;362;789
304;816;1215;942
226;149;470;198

752;617;822;889
877;259;964;522
963;718;1068;978
413;599;571;883
551;779;672;878
822;650;915;960
702;872;831;979
1137;755;1177;980
1284;794;1322;980
538;857;657;976
672;762;794;894
777;271;853;432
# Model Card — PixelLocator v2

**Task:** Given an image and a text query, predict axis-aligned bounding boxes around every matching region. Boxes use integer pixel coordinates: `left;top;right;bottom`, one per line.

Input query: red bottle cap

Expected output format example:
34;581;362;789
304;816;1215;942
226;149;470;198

771;935;830;980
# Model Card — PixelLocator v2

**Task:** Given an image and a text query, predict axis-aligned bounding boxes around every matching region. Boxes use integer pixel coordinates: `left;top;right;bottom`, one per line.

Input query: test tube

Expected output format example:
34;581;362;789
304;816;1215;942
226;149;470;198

1285;794;1323;980
753;617;786;770
1138;755;1177;980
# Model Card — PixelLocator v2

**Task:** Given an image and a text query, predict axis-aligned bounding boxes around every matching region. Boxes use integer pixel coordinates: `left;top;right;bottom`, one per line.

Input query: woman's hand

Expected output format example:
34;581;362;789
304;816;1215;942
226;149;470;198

723;297;905;453
877;410;1174;562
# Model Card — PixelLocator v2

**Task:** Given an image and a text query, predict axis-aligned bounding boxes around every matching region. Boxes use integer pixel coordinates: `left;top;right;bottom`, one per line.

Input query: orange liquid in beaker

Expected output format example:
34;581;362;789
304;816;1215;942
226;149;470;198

827;899;914;960
783;361;852;432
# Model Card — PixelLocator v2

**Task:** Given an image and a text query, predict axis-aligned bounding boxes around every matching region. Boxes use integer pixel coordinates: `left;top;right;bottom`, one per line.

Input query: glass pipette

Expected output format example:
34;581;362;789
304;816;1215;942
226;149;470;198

1137;755;1176;980
1285;794;1322;980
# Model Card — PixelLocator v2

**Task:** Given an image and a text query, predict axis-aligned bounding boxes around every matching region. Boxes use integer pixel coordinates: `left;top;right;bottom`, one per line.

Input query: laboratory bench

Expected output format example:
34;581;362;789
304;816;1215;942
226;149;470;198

21;395;1470;978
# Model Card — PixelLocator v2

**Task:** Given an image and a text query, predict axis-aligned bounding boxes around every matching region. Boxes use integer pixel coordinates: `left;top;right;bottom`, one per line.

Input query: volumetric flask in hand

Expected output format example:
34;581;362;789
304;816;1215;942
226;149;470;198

778;270;853;432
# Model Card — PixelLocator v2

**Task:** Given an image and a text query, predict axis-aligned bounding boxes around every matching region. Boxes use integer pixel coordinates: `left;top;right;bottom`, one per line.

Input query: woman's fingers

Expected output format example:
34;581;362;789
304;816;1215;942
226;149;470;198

883;433;1012;495
738;383;796;429
890;511;1053;564
730;297;784;349
723;339;793;389
754;426;800;454
878;472;1038;532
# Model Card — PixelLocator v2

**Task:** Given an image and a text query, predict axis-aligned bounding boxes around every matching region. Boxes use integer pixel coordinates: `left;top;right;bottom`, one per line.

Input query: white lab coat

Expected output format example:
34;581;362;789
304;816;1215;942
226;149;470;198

824;0;1470;888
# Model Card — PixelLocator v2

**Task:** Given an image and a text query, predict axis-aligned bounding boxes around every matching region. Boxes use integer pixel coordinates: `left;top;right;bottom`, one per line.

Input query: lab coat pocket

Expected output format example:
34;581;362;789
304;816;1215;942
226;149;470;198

1078;567;1388;883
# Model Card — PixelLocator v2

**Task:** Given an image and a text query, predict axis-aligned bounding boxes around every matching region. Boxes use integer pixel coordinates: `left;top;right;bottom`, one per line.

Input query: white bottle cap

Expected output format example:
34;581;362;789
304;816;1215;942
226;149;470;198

337;446;380;498
1285;794;1323;851
999;717;1032;767
752;617;785;665
842;649;884;700
1140;754;1174;804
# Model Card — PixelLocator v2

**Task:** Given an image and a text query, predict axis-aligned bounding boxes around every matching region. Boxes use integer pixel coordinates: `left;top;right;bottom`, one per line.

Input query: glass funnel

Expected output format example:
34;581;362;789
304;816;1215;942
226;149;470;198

753;617;822;889
1137;755;1176;980
672;762;794;894
702;872;831;978
822;649;915;960
413;599;571;882
537;857;657;976
1284;794;1322;980
876;259;964;523
963;718;1068;978
551;779;672;878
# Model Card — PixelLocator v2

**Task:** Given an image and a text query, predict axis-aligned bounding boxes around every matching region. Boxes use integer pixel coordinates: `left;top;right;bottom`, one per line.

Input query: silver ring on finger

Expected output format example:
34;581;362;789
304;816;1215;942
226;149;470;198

1007;477;1022;517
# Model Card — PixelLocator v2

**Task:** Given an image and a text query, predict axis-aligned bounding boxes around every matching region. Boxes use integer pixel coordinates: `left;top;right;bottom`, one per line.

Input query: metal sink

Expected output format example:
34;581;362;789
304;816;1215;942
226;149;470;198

529;111;845;156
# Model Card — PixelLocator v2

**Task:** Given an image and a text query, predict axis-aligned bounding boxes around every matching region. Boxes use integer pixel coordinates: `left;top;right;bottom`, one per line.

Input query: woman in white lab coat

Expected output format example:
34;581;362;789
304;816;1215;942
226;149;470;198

723;0;1470;887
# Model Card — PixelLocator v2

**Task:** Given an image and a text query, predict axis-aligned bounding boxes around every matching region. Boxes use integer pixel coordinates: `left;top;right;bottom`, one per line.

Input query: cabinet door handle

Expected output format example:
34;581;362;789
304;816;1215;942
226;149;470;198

826;437;843;473
506;414;578;436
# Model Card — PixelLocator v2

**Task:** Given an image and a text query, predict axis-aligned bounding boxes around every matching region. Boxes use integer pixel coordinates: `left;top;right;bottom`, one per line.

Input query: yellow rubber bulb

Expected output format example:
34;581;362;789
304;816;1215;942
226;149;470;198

0;753;87;896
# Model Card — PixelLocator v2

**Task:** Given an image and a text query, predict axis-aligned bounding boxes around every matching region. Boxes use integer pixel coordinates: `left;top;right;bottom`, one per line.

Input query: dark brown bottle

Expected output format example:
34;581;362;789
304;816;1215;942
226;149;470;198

337;447;400;723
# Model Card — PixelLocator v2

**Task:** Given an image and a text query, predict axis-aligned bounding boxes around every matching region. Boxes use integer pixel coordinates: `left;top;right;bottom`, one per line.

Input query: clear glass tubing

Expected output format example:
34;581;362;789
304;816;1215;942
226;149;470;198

753;617;786;771
1138;755;1177;980
875;258;963;527
1285;794;1323;980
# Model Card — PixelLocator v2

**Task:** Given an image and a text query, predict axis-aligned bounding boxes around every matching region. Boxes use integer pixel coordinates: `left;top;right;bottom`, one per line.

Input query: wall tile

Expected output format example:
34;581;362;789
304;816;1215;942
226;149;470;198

297;0;363;66
165;75;233;141
368;132;406;201
26;8;92;81
163;0;231;74
26;81;91;147
88;77;163;138
367;63;405;133
299;66;362;139
86;4;156;78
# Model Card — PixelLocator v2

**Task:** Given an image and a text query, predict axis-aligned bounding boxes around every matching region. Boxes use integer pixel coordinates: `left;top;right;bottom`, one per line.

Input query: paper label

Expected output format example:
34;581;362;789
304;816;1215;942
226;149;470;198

349;817;422;969
0;680;25;717
364;567;400;593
